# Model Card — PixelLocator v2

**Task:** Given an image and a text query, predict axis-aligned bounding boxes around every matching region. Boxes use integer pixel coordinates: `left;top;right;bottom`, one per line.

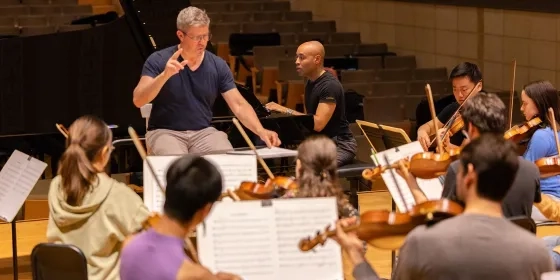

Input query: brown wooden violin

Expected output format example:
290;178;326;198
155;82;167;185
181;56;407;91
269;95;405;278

534;108;560;178
504;117;542;155
219;118;299;201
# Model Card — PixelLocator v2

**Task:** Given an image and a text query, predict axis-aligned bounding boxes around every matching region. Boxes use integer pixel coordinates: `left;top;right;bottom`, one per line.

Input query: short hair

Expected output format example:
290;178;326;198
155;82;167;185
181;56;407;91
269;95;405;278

176;6;210;31
163;155;222;223
460;92;507;134
522;80;560;128
449;62;482;84
459;134;519;202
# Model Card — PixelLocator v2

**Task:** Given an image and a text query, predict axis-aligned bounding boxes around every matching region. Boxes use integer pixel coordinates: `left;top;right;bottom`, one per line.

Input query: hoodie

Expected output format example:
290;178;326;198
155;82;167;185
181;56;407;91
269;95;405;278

47;173;150;280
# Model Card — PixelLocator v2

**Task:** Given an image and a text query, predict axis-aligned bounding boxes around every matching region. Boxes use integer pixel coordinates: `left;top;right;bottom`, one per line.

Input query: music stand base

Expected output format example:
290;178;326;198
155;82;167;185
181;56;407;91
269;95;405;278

12;221;18;280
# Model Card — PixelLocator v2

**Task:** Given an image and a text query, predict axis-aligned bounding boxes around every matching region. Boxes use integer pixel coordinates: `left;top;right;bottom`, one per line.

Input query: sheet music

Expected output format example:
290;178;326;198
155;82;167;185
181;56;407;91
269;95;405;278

204;154;257;191
0;150;47;222
373;141;443;212
143;155;257;213
227;147;298;159
197;197;343;280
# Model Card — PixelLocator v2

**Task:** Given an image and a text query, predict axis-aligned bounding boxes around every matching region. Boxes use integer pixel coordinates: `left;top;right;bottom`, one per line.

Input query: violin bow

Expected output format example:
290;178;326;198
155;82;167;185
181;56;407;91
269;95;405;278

548;108;560;156
383;154;410;213
508;60;517;129
426;84;445;154
56;123;69;138
231;118;275;179
429;81;480;147
127;127;201;265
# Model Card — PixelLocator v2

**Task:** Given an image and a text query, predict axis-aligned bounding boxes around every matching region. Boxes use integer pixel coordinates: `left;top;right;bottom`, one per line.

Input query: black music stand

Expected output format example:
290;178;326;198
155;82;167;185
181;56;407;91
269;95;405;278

355;120;411;153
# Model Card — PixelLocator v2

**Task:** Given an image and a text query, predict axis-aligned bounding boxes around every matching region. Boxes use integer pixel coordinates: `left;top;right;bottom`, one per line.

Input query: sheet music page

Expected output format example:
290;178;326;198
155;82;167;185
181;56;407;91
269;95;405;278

197;197;343;280
227;147;298;159
374;141;443;212
203;154;257;191
143;155;258;213
143;156;178;213
0;150;47;222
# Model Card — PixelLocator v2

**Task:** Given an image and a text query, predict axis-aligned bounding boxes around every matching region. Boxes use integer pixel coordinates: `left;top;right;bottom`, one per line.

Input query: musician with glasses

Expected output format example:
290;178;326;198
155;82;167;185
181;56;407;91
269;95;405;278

132;6;281;156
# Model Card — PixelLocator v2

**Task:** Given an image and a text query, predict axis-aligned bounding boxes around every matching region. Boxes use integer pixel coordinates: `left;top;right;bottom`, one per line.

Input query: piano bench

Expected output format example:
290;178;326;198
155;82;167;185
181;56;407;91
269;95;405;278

338;159;372;210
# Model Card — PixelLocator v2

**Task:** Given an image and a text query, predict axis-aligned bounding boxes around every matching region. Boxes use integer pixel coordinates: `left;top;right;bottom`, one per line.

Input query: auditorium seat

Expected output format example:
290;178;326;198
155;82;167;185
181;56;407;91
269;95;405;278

324;44;355;57
385;55;417;69
273;21;303;33
262;1;290;11
358;56;383;70
374;68;414;82
58;23;89;32
372;81;408;97
17;15;47;26
297;32;328;44
284;10;312;21
231;2;262;12
0;16;14;25
413;67;447;80
254;11;281;21
306;20;336;33
0;0;20;5
241;21;273;33
330;32;360;44
220;11;249;22
211;22;240;43
341;70;375;83
363;96;405;122
0;25;18;35
343;82;373;96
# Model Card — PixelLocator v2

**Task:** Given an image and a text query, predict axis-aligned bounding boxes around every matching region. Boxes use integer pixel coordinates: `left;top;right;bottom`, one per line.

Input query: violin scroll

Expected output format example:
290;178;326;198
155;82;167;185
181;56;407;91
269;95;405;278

298;224;333;252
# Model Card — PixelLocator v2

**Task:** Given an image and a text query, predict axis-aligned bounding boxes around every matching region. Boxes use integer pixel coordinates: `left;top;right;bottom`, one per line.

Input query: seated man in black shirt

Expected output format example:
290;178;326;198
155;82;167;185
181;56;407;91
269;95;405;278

406;92;541;218
417;62;483;151
265;41;357;166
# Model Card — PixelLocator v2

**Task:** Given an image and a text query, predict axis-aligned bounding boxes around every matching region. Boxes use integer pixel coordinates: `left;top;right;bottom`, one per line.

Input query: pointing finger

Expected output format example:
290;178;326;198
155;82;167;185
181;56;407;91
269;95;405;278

180;60;189;66
171;47;183;60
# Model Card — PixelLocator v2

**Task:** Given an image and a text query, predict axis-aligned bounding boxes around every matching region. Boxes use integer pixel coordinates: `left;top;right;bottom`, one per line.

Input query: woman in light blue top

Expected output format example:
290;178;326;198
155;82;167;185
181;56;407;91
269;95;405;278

520;80;560;221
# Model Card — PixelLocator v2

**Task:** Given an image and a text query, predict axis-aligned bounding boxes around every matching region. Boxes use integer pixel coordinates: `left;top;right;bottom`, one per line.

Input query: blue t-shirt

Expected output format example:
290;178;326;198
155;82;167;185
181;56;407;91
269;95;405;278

523;127;560;198
141;45;236;131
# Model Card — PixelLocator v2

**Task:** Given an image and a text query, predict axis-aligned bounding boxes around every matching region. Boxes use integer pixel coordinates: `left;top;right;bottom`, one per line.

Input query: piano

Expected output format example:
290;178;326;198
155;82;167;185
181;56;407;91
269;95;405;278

0;0;313;174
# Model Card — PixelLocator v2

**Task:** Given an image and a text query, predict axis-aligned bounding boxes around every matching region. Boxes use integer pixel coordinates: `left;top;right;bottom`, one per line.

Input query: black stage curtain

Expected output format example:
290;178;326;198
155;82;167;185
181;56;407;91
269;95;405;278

0;16;146;137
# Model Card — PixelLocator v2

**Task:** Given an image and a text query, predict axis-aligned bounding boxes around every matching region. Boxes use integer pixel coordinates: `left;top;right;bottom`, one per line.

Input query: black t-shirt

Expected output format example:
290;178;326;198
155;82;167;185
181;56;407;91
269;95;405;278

442;158;542;218
304;71;351;138
436;102;465;146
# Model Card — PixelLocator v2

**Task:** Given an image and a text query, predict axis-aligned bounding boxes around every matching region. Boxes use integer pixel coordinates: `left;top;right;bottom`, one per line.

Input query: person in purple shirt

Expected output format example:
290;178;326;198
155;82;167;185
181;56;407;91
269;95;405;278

119;155;241;280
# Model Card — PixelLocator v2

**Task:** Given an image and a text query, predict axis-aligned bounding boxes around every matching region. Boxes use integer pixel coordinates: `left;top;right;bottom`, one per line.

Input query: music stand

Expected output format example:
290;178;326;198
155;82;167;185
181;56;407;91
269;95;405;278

355;120;411;152
355;119;411;272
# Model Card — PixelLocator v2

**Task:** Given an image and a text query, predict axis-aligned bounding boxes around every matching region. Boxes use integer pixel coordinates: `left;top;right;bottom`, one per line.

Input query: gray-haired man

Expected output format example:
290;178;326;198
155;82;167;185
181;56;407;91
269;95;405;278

133;6;281;155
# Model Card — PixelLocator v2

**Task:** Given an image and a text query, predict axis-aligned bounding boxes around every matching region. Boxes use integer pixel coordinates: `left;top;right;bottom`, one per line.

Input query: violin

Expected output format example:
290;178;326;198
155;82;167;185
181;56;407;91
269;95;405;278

504;117;542;155
535;108;560;178
362;157;449;180
220;118;299;201
298;210;417;251
300;150;463;252
220;176;298;201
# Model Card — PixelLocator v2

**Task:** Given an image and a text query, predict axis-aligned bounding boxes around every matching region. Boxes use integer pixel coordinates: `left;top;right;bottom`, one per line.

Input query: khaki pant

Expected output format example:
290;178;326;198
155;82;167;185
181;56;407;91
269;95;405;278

146;127;233;155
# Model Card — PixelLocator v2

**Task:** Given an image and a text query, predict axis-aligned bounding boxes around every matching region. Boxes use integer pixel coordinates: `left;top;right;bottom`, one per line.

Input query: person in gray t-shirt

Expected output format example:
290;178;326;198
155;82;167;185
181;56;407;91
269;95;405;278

335;134;554;280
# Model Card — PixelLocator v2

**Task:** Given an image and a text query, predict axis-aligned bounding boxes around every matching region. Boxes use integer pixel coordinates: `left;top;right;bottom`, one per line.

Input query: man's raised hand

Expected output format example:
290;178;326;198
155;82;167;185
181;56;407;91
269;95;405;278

163;48;189;78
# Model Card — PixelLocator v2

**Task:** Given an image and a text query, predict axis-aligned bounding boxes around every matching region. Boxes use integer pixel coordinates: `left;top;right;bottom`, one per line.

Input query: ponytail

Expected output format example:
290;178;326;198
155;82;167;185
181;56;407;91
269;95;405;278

58;143;97;206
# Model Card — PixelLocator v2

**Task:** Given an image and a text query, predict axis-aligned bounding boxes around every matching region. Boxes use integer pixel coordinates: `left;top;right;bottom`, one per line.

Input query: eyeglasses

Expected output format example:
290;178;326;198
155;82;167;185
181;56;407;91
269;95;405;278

181;31;212;42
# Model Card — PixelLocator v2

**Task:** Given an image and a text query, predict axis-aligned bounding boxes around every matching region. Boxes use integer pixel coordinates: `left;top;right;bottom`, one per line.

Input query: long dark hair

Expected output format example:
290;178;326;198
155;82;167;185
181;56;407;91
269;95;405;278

57;115;112;206
296;135;347;214
523;80;560;130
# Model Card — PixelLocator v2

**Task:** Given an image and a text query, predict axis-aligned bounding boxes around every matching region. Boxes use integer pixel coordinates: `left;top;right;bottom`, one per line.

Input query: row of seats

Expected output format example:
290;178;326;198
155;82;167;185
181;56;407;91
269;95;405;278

0;14;83;26
343;80;451;98
0;4;92;16
0;23;88;36
340;68;447;83
196;1;291;13
1;0;78;5
212;20;338;35
208;10;313;23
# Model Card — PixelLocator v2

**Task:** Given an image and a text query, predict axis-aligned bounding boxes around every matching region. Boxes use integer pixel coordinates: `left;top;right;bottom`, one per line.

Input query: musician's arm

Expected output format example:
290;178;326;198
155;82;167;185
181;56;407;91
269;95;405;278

133;54;168;108
218;60;266;135
223;87;267;135
352;262;381;280
534;193;560;222
391;232;422;280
